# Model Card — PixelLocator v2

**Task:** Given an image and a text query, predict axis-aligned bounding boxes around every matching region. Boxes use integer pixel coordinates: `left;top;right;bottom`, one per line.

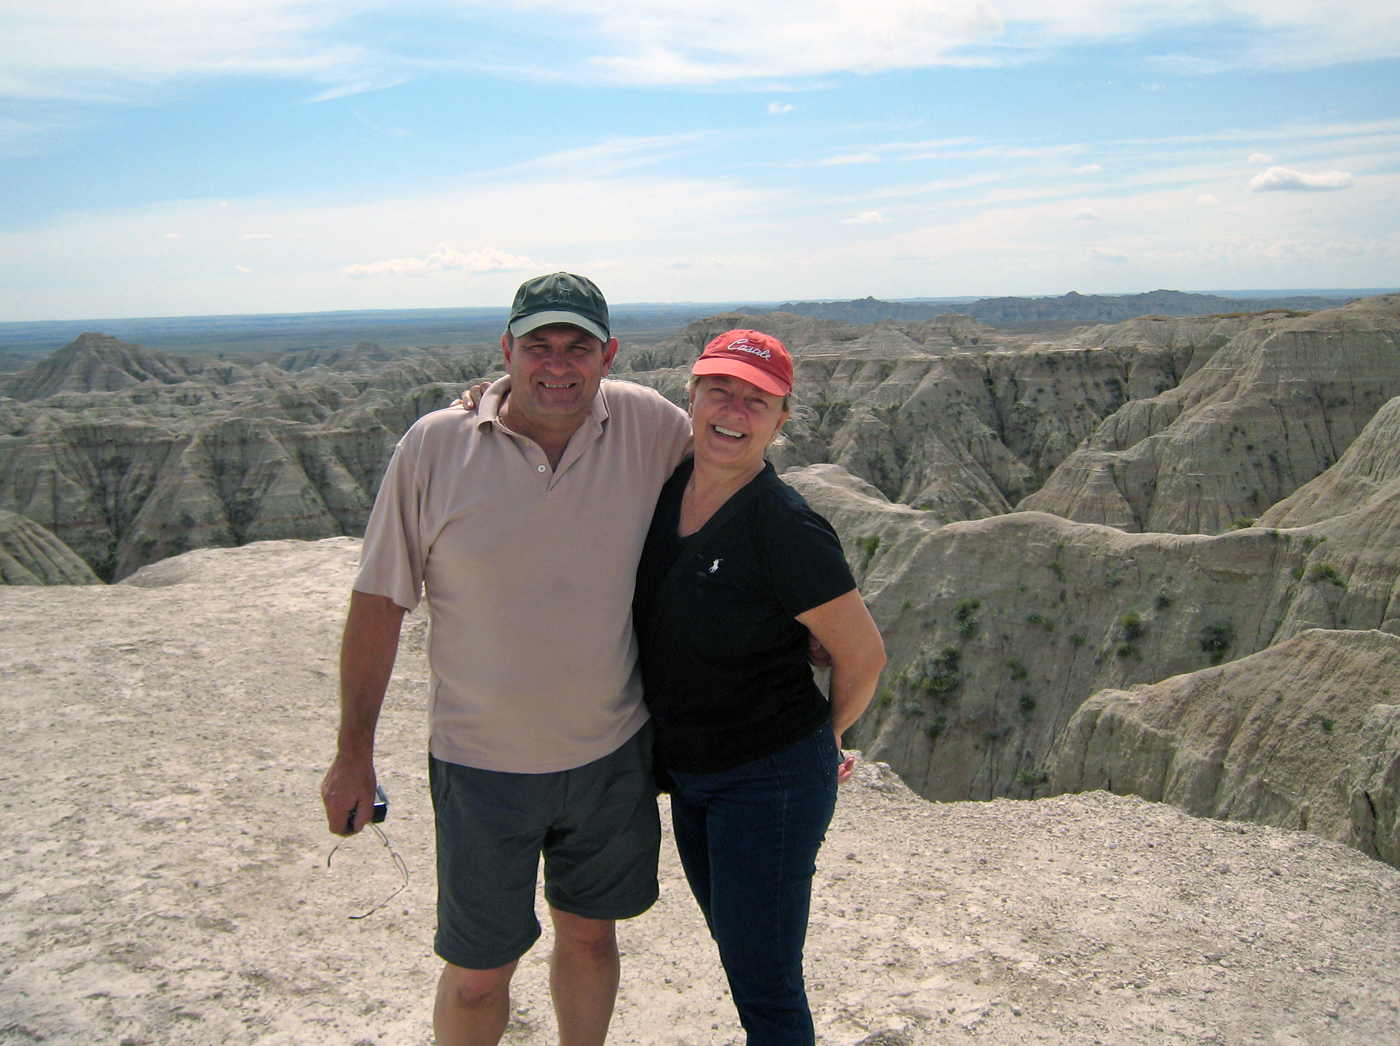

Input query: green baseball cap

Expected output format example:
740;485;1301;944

507;272;611;343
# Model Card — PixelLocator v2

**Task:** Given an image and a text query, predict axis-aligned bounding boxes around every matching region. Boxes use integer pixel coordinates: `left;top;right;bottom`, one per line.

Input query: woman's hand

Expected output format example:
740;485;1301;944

459;381;491;411
836;744;856;784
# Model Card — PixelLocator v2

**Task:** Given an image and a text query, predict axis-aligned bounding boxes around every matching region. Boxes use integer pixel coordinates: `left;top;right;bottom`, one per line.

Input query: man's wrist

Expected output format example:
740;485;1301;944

333;739;375;763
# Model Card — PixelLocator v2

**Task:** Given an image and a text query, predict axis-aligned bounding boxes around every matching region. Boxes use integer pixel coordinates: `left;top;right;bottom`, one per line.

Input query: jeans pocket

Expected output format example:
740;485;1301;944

811;725;838;787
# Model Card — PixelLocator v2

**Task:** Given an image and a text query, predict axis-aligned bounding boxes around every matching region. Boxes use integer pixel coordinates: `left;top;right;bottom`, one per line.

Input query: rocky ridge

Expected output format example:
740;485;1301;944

0;333;498;579
0;509;99;585
2;310;1256;582
1049;628;1400;865
1019;295;1400;533
789;389;1400;851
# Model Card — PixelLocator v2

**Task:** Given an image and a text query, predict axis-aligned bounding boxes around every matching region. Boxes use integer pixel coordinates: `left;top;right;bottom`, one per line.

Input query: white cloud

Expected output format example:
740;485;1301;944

163;232;184;239
1248;166;1354;192
818;153;882;166
9;0;1398;101
308;81;378;103
1072;207;1100;220
767;101;794;114
1088;246;1128;262
234;265;252;273
342;244;539;277
1196;194;1219;205
1074;163;1102;174
1248;152;1274;164
237;232;273;240
841;211;890;224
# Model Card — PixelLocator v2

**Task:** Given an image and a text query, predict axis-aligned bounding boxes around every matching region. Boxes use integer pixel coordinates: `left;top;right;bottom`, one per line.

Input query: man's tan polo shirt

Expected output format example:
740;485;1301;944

354;377;692;773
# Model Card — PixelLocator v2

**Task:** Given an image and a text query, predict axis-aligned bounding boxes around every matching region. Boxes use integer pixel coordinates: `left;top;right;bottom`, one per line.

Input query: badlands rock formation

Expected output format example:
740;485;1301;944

1048;628;1400;864
0;509;99;585
0;333;494;579
638;310;1257;520
1020;295;1400;533
4;537;1398;1045
2;308;1259;582
790;380;1400;792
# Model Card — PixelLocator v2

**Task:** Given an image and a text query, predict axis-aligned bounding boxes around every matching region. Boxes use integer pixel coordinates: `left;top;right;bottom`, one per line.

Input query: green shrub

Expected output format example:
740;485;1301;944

858;535;881;571
1116;643;1140;659
925;712;948;739
1321;717;1335;733
1154;592;1173;611
1307;563;1345;587
1068;633;1086;648
1121;611;1145;643
1231;517;1256;529
1292;565;1305;581
916;647;963;699
1199;621;1235;665
1018;692;1037;714
955;597;981;639
1016;768;1049;787
876;688;893;709
1006;659;1028;681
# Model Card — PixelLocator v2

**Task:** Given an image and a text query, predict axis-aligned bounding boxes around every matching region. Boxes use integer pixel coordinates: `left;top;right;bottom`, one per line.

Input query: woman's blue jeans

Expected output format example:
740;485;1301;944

668;725;839;1046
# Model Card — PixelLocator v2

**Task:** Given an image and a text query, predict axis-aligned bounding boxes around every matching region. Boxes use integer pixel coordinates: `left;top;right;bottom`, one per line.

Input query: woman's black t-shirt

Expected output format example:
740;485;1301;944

632;459;857;774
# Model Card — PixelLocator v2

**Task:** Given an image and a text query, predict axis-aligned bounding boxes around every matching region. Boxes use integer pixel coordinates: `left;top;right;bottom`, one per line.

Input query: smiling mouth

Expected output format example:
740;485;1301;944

540;381;576;389
713;425;746;440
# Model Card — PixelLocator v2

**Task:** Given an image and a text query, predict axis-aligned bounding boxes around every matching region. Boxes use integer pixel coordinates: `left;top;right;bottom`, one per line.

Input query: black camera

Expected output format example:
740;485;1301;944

372;784;388;823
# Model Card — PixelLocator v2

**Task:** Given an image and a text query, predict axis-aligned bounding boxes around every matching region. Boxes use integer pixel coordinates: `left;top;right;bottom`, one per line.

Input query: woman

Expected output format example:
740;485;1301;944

632;329;887;1046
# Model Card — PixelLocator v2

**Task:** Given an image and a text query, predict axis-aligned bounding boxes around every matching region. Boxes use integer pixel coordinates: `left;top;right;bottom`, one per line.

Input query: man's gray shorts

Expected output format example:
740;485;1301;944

429;721;660;970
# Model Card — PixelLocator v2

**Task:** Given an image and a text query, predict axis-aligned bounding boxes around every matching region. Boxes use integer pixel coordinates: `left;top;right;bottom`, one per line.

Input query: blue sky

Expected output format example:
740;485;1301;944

1;1;1398;320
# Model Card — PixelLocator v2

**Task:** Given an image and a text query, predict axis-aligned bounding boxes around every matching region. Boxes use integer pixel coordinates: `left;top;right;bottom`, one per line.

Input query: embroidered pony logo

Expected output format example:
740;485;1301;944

708;558;722;574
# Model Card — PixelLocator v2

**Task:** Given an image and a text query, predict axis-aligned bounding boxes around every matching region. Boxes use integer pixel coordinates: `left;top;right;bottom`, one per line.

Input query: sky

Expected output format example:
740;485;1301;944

1;1;1398;321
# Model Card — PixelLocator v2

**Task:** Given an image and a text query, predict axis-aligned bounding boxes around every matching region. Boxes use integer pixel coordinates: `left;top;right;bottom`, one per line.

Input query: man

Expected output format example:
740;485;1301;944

321;272;692;1046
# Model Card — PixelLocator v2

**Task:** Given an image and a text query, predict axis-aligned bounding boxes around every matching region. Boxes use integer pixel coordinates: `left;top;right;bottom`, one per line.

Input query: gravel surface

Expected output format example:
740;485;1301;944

2;538;1398;1046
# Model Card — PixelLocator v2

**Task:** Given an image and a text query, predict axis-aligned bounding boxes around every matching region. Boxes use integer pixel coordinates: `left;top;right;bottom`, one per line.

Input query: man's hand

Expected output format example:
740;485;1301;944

807;630;832;668
459;381;491;412
321;753;378;836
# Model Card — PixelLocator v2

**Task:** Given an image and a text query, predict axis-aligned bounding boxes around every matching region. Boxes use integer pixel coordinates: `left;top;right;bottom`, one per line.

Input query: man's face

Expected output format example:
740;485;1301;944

501;323;618;427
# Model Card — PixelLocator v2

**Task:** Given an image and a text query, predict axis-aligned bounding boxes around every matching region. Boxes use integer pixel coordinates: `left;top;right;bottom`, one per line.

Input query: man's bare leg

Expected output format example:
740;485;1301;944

434;961;516;1046
549;908;620;1046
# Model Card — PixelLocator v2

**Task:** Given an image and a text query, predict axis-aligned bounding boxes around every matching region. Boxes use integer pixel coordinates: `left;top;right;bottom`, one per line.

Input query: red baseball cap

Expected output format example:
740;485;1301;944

691;329;793;397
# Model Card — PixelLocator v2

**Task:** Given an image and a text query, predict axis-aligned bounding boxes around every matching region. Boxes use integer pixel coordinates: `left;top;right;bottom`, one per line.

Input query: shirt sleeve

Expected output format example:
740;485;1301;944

759;487;858;619
353;431;426;611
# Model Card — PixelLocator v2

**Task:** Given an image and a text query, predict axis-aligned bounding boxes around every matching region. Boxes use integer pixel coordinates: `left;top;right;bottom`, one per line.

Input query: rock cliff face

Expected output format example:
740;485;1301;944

1019;295;1400;533
786;370;1400;809
0;510;100;585
4;307;1267;583
1350;703;1400;867
638;310;1256;522
0;334;493;580
1046;628;1400;866
1259;394;1400;529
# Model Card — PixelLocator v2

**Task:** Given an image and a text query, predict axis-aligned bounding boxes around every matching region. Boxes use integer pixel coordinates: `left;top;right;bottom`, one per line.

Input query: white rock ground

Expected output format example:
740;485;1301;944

2;538;1398;1046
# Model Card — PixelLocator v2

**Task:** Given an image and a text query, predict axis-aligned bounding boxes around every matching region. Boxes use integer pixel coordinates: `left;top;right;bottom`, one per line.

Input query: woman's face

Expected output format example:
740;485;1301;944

689;374;790;473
